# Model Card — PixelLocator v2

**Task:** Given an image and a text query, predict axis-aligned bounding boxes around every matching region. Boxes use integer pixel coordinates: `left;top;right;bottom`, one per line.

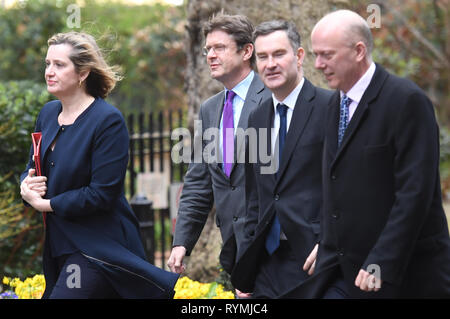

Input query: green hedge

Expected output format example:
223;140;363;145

0;81;52;278
0;0;66;83
0;0;187;115
0;81;51;191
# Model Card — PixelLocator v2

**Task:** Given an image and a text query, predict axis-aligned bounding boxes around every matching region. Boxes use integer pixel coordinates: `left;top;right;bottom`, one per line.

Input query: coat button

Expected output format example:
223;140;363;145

61;126;65;132
51;161;55;167
233;216;238;222
331;174;337;180
231;186;236;190
274;194;280;201
332;211;340;219
338;250;345;257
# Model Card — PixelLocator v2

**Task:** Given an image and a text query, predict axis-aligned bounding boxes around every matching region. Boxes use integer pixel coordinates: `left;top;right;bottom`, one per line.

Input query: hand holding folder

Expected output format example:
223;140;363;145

31;132;47;226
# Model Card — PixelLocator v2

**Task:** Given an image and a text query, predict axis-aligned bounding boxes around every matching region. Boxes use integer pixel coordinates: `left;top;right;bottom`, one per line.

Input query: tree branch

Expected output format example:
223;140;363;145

376;0;450;67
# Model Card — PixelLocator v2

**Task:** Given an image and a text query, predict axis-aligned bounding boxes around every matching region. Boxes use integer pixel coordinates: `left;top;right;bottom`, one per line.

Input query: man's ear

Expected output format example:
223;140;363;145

354;41;367;62
296;47;305;67
242;43;254;62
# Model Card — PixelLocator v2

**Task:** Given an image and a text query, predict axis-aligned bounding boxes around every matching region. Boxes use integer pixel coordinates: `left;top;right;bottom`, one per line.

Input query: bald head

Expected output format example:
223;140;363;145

312;10;373;58
311;10;374;92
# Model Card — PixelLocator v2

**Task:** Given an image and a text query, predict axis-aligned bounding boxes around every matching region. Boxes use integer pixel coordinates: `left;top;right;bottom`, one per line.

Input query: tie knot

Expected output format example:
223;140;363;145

341;95;351;107
227;90;236;102
277;103;288;117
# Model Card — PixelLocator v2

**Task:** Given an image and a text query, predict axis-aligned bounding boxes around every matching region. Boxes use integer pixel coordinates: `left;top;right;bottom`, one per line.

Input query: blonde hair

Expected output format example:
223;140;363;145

47;31;122;98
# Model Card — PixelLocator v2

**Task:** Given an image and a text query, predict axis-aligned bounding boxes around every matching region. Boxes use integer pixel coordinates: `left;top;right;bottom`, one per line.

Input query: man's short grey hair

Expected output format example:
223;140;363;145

253;20;301;51
350;21;373;55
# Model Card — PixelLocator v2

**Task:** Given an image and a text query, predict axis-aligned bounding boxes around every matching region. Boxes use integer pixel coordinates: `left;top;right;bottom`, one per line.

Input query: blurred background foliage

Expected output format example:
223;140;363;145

0;81;50;190
0;0;449;278
0;81;52;277
0;0;187;114
353;0;449;125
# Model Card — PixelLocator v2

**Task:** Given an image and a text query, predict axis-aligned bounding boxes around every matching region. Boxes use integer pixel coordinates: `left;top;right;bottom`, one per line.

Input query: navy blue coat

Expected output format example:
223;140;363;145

21;98;179;298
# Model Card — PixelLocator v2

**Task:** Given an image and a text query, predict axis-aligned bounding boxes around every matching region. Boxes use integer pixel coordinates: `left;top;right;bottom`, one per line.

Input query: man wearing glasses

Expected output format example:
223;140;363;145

168;13;270;297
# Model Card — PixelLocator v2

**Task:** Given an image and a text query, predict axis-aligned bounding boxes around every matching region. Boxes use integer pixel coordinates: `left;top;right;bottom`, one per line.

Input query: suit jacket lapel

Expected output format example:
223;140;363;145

258;98;276;184
331;64;389;167
41;103;62;163
212;91;226;175
236;74;266;130
275;79;315;185
230;74;267;176
334;95;368;159
326;91;340;159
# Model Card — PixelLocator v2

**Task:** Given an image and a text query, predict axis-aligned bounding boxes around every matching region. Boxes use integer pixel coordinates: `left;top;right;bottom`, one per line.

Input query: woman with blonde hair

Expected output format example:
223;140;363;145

20;31;179;298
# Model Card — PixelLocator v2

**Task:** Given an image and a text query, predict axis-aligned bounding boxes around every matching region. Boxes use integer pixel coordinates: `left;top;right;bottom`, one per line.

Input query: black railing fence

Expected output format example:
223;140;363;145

126;109;187;269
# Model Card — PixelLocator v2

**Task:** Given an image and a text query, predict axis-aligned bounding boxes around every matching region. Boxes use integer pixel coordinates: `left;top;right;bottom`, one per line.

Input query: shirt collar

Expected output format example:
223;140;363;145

225;70;255;101
341;62;376;103
272;77;305;113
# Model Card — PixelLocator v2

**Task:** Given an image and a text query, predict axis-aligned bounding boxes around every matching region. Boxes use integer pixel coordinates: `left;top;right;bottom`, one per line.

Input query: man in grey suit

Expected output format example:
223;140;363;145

167;14;271;296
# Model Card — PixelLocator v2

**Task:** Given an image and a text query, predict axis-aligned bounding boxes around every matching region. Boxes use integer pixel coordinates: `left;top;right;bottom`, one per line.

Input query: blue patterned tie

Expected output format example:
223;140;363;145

338;95;351;147
265;103;288;255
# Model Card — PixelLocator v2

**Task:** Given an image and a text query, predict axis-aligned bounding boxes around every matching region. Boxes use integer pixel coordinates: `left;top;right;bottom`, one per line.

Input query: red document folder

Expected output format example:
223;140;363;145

31;132;46;226
31;132;42;176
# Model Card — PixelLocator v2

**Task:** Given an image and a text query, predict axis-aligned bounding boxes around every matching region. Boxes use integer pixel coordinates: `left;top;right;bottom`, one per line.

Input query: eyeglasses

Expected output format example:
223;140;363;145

202;44;228;56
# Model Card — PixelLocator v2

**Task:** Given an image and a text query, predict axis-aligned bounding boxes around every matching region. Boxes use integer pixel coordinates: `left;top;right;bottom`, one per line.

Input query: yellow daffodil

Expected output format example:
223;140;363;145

174;276;235;299
2;276;10;285
1;275;45;299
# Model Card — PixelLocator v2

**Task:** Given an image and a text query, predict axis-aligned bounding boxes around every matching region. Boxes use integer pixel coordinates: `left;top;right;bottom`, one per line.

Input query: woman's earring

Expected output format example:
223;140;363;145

79;79;82;87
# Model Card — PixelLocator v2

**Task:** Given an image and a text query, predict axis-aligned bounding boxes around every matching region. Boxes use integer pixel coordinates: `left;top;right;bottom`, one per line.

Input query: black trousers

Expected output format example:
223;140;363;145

252;241;309;298
322;271;351;299
49;252;120;299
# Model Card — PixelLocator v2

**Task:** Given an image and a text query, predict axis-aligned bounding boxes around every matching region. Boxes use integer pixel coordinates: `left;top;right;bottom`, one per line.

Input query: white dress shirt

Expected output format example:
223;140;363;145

341;62;376;122
219;70;255;168
271;77;305;155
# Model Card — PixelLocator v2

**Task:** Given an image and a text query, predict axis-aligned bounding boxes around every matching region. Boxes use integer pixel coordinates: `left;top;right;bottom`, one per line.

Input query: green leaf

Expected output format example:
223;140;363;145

204;282;218;299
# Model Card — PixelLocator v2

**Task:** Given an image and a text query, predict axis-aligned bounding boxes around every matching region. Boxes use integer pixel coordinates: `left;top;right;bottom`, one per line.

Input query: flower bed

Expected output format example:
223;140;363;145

174;276;234;299
1;275;44;299
1;275;234;299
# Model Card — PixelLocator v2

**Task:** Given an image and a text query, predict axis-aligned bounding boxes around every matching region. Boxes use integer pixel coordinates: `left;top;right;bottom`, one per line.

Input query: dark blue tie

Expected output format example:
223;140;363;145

338;95;351;147
265;103;288;255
